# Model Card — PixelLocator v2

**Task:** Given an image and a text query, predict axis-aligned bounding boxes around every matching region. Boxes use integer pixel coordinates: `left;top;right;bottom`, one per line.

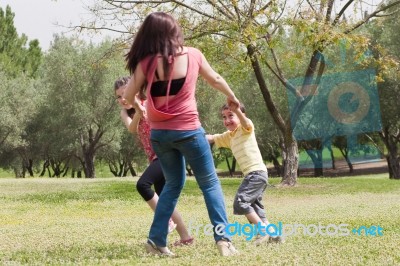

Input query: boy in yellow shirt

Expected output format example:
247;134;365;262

207;103;282;245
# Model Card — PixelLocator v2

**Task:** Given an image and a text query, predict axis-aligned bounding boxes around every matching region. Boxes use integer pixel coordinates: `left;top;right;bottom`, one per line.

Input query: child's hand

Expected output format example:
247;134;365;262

227;95;240;111
133;101;146;119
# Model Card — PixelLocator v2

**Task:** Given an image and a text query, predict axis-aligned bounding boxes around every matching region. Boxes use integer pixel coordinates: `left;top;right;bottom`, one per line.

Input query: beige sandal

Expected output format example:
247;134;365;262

144;239;175;257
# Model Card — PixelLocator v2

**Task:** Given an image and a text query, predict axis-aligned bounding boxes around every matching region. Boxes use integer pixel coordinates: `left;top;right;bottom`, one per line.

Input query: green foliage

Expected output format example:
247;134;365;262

368;5;400;128
1;2;398;179
34;36;127;178
0;71;45;173
0;5;44;176
361;4;400;178
0;5;42;78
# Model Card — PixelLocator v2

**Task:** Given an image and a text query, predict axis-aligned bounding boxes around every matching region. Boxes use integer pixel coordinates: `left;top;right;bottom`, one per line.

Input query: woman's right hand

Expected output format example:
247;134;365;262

133;98;146;119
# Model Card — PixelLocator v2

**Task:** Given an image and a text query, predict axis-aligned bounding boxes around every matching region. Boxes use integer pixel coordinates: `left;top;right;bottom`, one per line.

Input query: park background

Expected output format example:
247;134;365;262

1;0;400;265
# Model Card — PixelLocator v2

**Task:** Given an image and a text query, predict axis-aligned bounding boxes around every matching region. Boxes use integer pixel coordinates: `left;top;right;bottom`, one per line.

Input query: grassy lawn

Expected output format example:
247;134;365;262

0;174;399;265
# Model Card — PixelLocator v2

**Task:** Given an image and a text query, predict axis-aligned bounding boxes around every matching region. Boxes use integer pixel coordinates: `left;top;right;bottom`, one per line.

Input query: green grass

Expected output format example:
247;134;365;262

0;168;13;178
0;162;122;179
1;174;399;265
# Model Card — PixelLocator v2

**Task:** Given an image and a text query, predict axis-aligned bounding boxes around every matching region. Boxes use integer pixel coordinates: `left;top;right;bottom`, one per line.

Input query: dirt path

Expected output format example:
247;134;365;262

284;159;388;177
218;159;388;178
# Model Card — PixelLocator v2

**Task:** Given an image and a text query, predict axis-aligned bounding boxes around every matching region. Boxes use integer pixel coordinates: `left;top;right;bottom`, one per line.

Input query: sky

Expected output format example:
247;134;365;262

1;0;114;51
1;0;379;52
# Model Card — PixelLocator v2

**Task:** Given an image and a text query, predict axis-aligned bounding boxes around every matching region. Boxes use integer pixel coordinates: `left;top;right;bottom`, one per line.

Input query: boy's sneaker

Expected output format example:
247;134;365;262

144;239;175;257
268;235;284;244
216;240;238;256
253;234;270;246
254;234;284;246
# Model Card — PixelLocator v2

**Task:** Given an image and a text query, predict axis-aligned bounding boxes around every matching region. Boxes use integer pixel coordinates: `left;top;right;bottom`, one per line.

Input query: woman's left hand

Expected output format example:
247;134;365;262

227;95;240;111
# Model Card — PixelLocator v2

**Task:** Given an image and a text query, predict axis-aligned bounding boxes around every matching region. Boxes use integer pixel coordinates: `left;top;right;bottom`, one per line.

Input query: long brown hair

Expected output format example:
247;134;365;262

125;12;184;77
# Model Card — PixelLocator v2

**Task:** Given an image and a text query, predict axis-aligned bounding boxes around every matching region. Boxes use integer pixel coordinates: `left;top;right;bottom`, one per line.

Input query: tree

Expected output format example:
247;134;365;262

365;2;400;179
0;5;44;177
39;36;125;178
98;130;148;177
0;72;45;177
0;5;42;78
77;0;400;185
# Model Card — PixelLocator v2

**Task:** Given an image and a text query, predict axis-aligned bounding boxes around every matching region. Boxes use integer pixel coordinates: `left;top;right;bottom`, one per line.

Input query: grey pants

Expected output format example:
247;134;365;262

233;170;268;222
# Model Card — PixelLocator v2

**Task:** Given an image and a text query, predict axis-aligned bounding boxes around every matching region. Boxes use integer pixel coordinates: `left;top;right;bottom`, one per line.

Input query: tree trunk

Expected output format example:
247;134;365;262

128;161;137;176
247;45;298;185
109;161;119;177
281;139;299;186
50;159;62;177
314;166;323;177
186;164;193;176
328;145;336;169
47;166;52;177
224;156;237;176
271;155;282;177
231;157;237;173
379;127;400;179
39;159;49;177
79;126;105;178
118;160;125;176
63;167;69;177
344;155;354;173
338;147;354;173
14;167;24;178
386;149;400;179
83;150;96;178
23;159;34;177
306;149;324;177
225;155;233;177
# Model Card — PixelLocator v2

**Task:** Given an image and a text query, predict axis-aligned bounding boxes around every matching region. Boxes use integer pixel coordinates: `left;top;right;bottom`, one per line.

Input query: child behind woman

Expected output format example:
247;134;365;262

114;77;193;248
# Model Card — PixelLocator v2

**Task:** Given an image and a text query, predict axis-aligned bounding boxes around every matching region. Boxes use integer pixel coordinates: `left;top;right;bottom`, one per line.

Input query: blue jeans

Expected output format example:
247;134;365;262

148;127;231;247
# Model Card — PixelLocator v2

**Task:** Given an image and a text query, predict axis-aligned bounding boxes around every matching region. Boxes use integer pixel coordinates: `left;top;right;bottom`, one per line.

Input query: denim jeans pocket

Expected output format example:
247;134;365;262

150;139;165;154
173;136;197;144
176;134;203;154
150;139;160;148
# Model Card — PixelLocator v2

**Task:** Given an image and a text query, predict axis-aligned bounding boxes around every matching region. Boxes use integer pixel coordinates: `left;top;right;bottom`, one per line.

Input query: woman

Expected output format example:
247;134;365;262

122;12;239;256
114;77;193;247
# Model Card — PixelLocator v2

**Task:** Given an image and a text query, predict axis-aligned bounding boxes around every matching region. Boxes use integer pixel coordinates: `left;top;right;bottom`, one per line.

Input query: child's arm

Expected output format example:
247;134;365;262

232;106;252;130
206;134;215;144
120;109;141;134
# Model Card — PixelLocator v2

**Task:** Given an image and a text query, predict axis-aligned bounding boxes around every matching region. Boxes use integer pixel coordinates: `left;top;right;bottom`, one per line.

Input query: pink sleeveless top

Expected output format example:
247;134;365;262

140;47;203;130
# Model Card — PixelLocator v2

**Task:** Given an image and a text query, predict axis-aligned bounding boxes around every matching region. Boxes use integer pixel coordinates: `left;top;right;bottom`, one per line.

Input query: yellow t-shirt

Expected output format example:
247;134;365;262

212;119;267;176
